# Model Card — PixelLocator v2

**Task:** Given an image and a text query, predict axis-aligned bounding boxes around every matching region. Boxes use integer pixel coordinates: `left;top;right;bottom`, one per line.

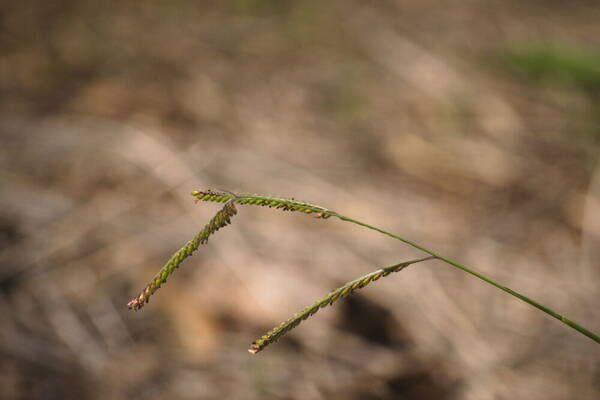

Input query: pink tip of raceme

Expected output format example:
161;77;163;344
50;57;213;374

127;298;143;310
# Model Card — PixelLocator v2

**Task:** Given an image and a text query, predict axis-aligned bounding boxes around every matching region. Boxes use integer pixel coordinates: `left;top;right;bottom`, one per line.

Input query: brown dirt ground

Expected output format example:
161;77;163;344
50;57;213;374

1;1;599;399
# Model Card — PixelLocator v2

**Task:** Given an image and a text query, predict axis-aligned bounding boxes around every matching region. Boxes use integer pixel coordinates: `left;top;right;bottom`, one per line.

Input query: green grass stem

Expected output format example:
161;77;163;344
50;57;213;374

192;190;600;346
334;214;600;345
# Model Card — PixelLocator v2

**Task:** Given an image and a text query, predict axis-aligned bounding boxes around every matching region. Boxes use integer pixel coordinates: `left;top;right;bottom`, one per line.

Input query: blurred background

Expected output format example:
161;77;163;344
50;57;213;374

1;1;599;399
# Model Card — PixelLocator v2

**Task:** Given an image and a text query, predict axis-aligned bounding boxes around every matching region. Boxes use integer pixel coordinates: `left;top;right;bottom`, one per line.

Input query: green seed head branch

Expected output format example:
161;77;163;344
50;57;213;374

248;256;437;354
127;200;237;310
191;190;335;219
189;189;600;346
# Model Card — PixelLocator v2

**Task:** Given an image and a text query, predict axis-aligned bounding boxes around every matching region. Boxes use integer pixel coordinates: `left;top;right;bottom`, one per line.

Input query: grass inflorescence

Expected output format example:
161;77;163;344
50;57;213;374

248;256;436;354
127;200;237;310
191;190;335;218
128;189;600;351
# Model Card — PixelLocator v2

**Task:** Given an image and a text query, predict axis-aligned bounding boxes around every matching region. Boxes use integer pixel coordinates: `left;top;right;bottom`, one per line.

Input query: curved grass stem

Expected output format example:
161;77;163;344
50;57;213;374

333;213;600;345
192;189;600;345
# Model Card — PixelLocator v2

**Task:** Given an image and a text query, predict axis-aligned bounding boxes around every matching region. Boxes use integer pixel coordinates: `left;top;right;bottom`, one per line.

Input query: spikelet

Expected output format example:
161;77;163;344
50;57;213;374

191;190;335;219
127;200;237;310
248;256;436;354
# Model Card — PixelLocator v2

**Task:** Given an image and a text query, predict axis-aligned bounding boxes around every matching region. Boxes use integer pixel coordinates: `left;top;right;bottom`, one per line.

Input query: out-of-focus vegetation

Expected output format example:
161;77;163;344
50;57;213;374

503;44;600;91
501;43;600;145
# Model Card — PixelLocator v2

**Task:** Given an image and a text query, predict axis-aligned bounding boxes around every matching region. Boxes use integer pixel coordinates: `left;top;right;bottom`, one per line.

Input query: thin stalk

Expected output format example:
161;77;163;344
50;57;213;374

191;190;600;344
333;213;600;344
